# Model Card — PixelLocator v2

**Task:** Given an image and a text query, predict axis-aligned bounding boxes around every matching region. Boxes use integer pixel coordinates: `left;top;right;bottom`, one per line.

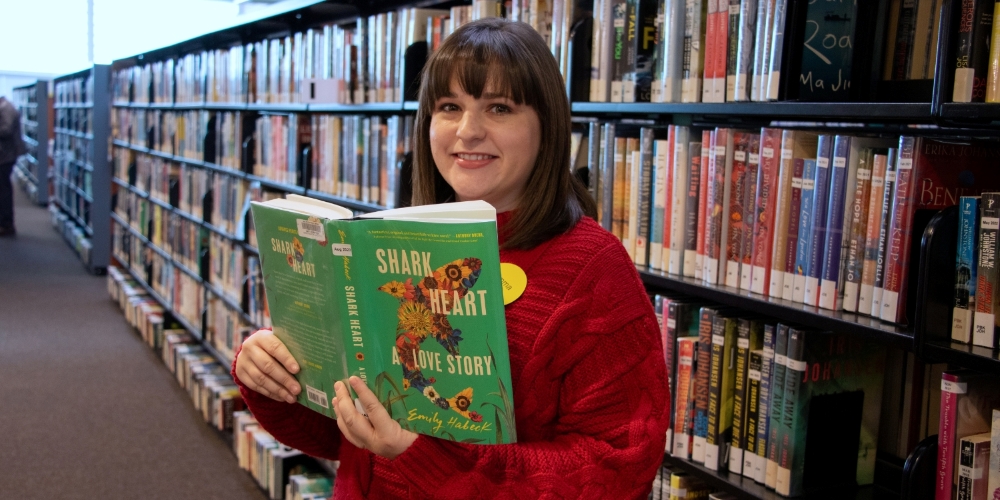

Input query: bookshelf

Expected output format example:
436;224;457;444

11;80;49;205
51;65;112;274
101;0;1000;499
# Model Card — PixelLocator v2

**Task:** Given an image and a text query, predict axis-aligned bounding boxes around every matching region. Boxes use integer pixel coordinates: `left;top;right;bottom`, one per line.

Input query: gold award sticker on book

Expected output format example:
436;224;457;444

500;263;526;305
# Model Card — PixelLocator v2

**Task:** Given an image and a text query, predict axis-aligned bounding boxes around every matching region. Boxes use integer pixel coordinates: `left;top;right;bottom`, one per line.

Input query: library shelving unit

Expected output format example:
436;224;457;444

11;80;50;205
51;65;112;274
103;0;1000;499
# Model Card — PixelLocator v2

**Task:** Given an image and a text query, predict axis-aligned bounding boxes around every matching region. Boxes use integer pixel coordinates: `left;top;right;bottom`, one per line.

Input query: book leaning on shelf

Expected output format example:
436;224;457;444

250;196;516;445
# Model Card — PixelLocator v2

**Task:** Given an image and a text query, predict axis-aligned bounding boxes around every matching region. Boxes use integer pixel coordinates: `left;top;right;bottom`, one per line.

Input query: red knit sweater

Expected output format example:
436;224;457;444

233;213;670;499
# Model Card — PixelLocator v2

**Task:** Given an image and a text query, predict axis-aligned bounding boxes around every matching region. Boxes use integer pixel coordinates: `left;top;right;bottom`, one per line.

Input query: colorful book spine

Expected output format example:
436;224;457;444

775;326;807;497
858;153;889;315
663;296;677;453
986;1;1000;102
804;135;833;307
661;130;676;272
705;313;737;471
781;159;805;302
792;159;818;303
870;149;898;317
706;128;733;285
600;123;616;231
635;128;655;267
937;371;967;500
765;324;789;488
724;0;741;102
880;137;917;322
670;126;691;275
650;130;669;270
958;433;992;500
743;348;763;478
989;409;1000;499
753;128;782;296
843;148;875;313
818;135;852;310
681;0;706;103
753;323;775;483
769;135;796;297
740;134;761;290
974;192;1000;348
765;0;789;101
952;0;995;102
673;336;697;458
612;135;628;240
685;142;703;277
701;0;718;103
693;307;716;463
953;196;981;343
725;132;751;289
729;318;752;473
696;130;712;280
624;136;640;259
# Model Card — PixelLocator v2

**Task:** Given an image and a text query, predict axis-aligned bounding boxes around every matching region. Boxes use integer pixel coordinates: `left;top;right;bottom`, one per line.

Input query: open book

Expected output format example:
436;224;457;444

250;196;515;444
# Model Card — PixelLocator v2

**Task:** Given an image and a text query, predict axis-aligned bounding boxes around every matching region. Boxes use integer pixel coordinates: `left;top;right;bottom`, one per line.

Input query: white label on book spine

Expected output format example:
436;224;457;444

857;169;872;181
738;338;750;349
667;318;677;330
899;158;913;170
296;219;326;241
781;149;792;160
671;487;687;498
816;157;829;169
881;290;899;321
833;157;846;168
749;153;760;164
982;217;1000;230
693;436;706;462
973;311;997;348
775;354;788;366
730;4;740;14
942;379;968;394
713;334;725;346
704;443;720;470
332;244;353;256
735;151;746;162
763;347;775;359
716;145;727;156
786;359;807;371
762;147;774;159
886;171;896;182
749;369;762;381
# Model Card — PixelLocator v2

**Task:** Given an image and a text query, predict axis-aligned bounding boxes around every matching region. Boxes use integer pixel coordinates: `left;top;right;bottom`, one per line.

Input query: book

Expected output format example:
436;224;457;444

953;0;995;102
843;147;876;313
937;371;1000;500
752;323;776;483
792;158;818;303
975;193;1000;348
249;197;515;444
674;336;698;458
743;348;764;478
953;196;981;343
988;1;1000;102
669;126;691;274
684;142;703;278
725;132;751;288
705;128;734;285
989;410;1000;500
705;312;738;471
803;135;834;307
739;134;761;290
751;128;783;295
765;0;790;100
858;152;890;315
650;127;669;269
870;149;898;318
693;306;716;463
775;329;885;497
957;432;992;500
635;128;655;266
730;317;763;473
669;471;710;500
681;0;706;102
696;130;713;280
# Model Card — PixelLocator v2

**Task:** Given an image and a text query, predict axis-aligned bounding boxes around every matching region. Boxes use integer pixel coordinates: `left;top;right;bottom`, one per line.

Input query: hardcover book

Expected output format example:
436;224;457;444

250;197;515;444
953;196;980;343
936;371;1000;500
974;192;1000;348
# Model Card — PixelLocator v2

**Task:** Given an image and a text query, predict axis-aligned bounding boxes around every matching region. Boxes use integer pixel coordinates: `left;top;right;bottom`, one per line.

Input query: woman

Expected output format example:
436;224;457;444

234;18;669;499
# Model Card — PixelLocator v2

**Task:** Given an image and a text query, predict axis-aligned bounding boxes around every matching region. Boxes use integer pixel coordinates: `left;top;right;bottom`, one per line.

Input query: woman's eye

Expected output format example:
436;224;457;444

490;104;511;114
438;103;459;112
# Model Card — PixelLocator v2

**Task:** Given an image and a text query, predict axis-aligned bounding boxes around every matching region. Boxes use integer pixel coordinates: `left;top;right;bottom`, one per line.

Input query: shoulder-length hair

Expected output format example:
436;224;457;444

411;18;597;250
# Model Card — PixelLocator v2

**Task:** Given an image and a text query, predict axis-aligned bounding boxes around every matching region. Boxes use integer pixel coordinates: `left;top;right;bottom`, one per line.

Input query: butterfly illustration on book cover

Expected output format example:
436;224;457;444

377;257;485;423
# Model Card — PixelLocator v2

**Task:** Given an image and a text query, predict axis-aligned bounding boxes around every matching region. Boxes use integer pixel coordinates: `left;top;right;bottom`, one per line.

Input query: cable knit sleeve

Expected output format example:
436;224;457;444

231;341;344;461
390;240;671;499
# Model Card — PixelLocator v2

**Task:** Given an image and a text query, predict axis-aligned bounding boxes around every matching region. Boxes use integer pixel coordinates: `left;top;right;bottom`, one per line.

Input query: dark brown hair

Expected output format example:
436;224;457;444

411;18;597;250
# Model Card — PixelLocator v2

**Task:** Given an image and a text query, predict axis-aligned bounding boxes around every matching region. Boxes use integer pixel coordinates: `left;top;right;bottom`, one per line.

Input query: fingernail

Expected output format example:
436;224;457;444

291;364;299;373
291;384;300;394
285;395;295;403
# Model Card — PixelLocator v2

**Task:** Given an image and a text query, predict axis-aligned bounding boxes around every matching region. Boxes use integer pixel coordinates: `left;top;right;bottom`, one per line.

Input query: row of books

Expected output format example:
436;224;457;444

952;0;1000;103
49;204;93;263
56;107;93;135
952;194;1000;349
583;121;1000;323
234;412;336;500
654;295;885;497
648;465;723;499
55;73;94;104
934;371;1000;500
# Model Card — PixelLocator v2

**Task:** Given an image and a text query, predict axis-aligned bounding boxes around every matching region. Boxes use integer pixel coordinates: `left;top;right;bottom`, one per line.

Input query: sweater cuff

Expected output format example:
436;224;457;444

391;434;460;493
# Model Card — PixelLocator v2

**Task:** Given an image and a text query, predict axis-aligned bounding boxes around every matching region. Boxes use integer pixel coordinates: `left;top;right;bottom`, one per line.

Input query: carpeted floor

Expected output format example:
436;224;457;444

0;185;266;499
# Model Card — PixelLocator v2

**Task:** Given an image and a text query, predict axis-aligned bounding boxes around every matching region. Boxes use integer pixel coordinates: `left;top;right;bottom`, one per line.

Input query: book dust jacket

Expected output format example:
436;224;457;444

252;204;515;444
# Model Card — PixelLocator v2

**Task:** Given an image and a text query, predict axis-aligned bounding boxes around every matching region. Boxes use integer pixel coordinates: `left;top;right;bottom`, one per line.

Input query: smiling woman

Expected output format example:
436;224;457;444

234;17;670;500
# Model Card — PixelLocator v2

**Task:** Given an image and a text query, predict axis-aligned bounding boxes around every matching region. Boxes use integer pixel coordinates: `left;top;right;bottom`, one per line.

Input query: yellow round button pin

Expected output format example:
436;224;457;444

499;263;527;305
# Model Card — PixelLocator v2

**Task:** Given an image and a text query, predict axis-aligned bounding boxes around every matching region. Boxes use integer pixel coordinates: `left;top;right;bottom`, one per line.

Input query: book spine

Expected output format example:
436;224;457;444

733;0;757;101
974;192;1000;348
804;136;833;307
650;132;668;270
693;307;716;463
701;0;718;103
937;372;966;500
729;318;751;473
601;123;616;231
765;324;788;488
881;137;917;323
844;148;874;313
792;159;817;303
775;326;807;497
725;132;749;288
588;121;602;206
953;196;980;343
989;410;1000;498
859;153;889;315
673;337;697;458
740;134;761;291
754;324;775;483
590;0;604;102
743;349;763;478
871;149;898;317
662;129;676;271
682;0;705;103
622;0;638;102
770;134;794;297
705;129;729;285
818;135;852;310
765;0;788;100
714;0;730;102
696;130;713;279
625;137;639;258
953;0;991;102
781;159;805;301
751;0;774;101
612;136;627;239
704;314;727;470
985;2;1000;102
684;142;703;277
611;0;628;102
670;127;691;274
725;0;741;101
753;128;781;295
661;296;674;453
636;128;655;266
959;437;975;500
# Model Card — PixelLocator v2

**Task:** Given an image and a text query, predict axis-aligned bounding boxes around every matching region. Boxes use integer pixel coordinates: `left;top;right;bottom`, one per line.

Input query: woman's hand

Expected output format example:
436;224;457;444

235;329;301;404
332;376;418;459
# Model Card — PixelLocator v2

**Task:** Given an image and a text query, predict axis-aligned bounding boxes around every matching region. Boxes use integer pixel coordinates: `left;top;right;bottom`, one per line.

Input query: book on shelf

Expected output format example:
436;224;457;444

953;196;980;343
249;196;515;444
952;0;995;102
990;409;1000;499
936;371;1000;500
957;432;992;500
975;192;1000;348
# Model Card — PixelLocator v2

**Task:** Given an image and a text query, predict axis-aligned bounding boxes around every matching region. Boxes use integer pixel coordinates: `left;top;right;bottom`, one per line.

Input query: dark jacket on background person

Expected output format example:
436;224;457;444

0;97;28;165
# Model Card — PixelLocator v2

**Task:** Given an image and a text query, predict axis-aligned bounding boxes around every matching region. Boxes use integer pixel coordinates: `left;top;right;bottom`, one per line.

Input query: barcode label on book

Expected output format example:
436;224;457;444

297;219;325;241
713;334;725;346
738;338;750;349
802;179;815;190
749;153;760;164
791;177;803;189
306;386;329;408
749;369;762;381
667;318;677;329
671;487;688;498
942;380;968;394
332;244;353;256
775;354;788;366
716;146;727;156
886;171;896;182
982;217;1000;230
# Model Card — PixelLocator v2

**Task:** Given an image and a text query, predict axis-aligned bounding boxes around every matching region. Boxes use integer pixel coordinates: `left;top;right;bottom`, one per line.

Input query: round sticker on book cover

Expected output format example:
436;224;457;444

500;263;526;305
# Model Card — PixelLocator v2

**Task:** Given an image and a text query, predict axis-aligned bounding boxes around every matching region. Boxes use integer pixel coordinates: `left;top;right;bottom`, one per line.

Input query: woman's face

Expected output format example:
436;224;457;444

429;77;541;212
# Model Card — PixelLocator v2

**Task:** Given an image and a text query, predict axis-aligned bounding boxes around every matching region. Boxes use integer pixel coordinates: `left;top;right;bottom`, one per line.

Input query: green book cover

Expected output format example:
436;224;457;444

705;313;738;471
250;197;516;444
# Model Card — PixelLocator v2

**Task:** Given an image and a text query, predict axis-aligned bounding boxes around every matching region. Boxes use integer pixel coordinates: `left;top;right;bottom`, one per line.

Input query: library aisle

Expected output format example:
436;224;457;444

0;188;264;499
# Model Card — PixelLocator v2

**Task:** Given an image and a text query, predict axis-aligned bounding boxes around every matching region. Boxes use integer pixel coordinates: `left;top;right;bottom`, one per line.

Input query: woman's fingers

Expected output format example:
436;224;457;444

236;362;296;403
257;330;300;375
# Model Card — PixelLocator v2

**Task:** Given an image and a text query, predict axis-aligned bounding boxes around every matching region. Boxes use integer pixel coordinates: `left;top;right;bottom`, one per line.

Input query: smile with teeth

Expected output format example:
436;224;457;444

455;153;496;161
